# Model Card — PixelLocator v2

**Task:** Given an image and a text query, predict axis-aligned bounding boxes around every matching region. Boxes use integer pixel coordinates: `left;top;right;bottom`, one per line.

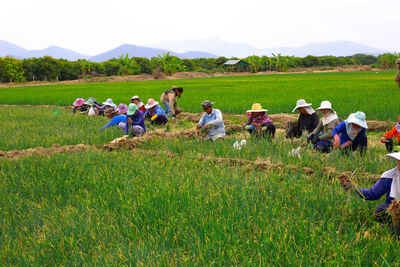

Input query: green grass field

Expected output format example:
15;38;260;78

1;72;400;265
1;71;399;120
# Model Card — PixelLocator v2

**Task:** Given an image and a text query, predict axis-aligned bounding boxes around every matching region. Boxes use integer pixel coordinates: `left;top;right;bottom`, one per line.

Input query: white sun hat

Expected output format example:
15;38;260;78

292;99;312;113
102;98;117;108
347;111;368;129
315;100;334;112
385;152;400;161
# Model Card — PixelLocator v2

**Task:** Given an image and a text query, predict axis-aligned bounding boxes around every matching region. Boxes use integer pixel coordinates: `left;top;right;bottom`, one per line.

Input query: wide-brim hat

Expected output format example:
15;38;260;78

315;100;334;112
385;152;400;161
131;95;140;101
292;99;312;113
145;99;159;109
84;99;95;106
102;98;117;108
347;111;368;129
117;103;128;114
73;98;86;107
247;103;267;113
127;103;139;115
201;100;214;109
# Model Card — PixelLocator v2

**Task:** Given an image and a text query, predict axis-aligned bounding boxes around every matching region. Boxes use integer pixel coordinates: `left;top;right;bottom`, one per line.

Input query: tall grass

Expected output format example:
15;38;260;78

0;71;398;120
0;150;399;265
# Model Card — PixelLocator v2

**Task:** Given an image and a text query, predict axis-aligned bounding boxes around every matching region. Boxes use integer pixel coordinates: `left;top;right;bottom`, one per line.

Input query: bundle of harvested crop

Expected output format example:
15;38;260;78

338;173;353;191
389;200;400;225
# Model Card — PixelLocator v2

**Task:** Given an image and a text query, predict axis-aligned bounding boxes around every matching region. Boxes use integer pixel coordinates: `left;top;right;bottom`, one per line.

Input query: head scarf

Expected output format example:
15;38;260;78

381;167;400;200
396;123;400;134
345;121;359;141
304;106;315;115
321;110;338;126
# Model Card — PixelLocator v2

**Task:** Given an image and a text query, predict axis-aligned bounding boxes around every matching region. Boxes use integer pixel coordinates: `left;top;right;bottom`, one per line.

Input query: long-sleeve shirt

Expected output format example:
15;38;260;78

144;105;167;119
383;125;400;143
99;115;126;131
160;91;178;115
125;110;146;134
198;108;225;136
311;118;340;142
358;178;393;205
332;121;366;145
298;112;319;133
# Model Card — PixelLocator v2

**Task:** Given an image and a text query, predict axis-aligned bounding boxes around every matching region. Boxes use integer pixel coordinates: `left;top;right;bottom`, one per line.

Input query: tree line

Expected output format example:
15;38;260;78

0;52;399;83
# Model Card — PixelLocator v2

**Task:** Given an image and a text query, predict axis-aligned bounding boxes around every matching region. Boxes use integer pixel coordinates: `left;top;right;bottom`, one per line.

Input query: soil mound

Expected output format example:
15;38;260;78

170;72;211;79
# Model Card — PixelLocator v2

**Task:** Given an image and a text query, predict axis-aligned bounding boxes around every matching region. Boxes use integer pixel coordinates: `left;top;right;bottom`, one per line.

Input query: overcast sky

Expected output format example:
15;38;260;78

1;0;399;56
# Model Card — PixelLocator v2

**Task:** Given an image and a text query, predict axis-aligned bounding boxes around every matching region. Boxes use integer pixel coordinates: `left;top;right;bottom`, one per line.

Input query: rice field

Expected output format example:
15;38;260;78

1;71;400;265
0;71;399;121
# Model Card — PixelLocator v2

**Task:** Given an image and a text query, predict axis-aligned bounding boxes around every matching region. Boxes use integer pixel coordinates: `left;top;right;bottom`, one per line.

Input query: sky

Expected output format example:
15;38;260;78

1;0;399;56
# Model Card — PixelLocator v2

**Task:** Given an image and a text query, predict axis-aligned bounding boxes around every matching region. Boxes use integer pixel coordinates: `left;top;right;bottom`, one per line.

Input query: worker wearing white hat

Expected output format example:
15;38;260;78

340;152;400;227
287;99;319;138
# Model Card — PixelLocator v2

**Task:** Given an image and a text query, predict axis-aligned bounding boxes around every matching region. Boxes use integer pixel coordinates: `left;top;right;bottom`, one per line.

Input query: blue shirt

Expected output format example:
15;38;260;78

99;115;126;131
125;110;146;134
332;121;366;145
358;178;393;205
198;108;225;136
144;105;167;119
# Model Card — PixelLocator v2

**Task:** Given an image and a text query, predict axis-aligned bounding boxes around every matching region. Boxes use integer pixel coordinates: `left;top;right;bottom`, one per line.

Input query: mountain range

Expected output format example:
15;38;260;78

0;38;388;62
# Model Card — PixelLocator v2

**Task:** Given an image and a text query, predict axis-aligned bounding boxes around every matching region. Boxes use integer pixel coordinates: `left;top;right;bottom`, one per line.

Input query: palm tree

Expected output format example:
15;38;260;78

157;52;170;76
247;55;261;73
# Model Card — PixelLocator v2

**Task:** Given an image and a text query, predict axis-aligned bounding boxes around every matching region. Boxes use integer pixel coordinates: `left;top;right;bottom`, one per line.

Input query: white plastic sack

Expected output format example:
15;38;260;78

88;106;96;116
288;146;301;158
233;139;247;150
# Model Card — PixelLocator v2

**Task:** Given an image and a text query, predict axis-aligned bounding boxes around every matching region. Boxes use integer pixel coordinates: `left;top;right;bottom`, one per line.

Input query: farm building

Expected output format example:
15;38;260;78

224;60;249;72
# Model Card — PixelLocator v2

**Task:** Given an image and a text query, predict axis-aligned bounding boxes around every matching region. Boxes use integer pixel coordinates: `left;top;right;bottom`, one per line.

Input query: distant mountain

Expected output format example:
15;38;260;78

0;40;89;60
88;44;218;62
151;37;388;57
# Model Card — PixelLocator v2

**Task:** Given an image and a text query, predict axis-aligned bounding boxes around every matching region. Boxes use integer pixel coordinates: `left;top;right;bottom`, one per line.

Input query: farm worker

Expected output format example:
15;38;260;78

287;99;319;138
332;111;368;155
72;98;86;113
340;152;400;227
160;86;183;118
98;110;127;132
84;98;99;116
395;59;400;87
98;98;117;116
245;103;276;139
125;103;146;137
381;115;400;152
307;100;340;153
117;103;128;115
130;95;146;112
144;99;168;125
196;100;226;141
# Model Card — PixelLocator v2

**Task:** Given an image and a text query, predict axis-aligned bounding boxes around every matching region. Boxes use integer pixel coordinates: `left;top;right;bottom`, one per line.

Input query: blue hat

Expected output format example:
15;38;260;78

347;111;368;129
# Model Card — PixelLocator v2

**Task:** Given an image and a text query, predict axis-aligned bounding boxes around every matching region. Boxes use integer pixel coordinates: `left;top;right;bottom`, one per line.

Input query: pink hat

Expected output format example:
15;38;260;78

145;99;159;109
117;103;128;114
73;98;86;107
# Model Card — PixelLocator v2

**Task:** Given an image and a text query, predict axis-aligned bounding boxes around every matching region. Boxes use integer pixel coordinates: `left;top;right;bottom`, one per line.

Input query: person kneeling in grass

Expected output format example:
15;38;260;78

245;103;275;139
307;100;340;153
144;99;168;125
332;111;368;156
99;110;127;132
196;100;226;141
381;115;400;152
125;103;146;137
287;99;319;138
340;152;400;230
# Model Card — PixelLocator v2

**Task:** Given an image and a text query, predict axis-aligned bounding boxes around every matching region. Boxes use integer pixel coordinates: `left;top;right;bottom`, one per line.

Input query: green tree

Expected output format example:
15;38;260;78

0;56;25;83
117;54;141;75
246;55;261;73
378;52;400;68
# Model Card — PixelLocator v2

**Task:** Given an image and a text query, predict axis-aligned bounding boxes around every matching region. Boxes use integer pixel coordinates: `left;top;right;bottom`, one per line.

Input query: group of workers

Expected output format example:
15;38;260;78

72;85;400;233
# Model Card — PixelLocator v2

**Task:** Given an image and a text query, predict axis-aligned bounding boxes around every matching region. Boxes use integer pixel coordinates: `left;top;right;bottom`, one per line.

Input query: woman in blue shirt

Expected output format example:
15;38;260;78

144;99;168;125
125;103;146;136
333;111;368;155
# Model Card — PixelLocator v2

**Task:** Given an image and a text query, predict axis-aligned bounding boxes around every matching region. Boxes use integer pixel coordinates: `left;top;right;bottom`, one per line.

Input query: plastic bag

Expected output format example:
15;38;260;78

88;106;96;116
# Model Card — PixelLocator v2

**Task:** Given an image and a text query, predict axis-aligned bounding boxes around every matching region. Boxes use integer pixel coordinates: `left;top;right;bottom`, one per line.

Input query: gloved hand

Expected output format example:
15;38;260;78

306;133;315;143
338;174;354;191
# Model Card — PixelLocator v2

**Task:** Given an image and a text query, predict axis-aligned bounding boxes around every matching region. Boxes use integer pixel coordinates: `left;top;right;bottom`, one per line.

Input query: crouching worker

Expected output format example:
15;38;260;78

286;99;319;138
245;103;275;139
144;99;168;125
307;101;340;153
381;115;400;152
99;110;127;132
340;152;400;228
196;100;226;141
333;111;368;155
72;98;87;113
125;103;146;137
